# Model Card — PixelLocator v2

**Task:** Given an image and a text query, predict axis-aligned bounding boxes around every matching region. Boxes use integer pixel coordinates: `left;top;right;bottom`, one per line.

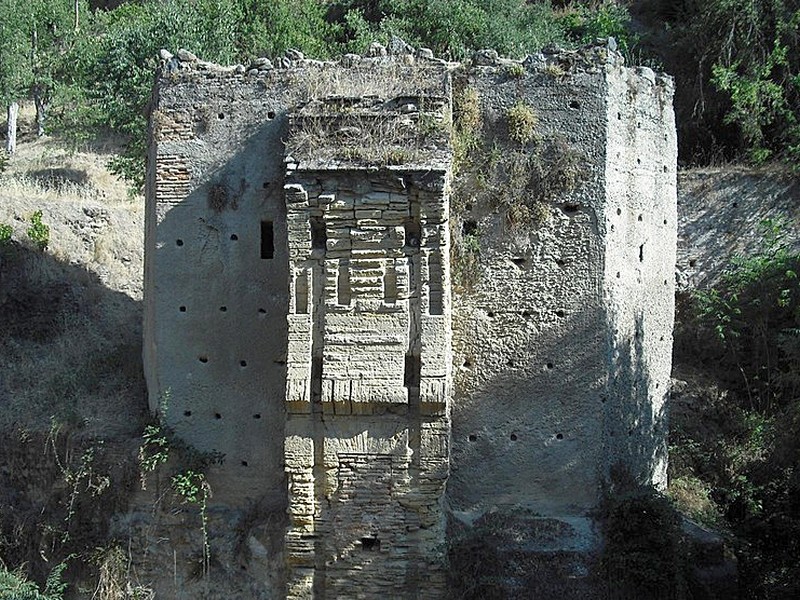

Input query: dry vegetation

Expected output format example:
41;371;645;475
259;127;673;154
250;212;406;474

0;105;151;597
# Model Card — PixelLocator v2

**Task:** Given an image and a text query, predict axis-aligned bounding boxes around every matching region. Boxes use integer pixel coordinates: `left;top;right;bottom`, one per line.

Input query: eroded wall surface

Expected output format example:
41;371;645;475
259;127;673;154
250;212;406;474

604;66;676;488
144;44;676;598
449;62;610;516
144;74;292;506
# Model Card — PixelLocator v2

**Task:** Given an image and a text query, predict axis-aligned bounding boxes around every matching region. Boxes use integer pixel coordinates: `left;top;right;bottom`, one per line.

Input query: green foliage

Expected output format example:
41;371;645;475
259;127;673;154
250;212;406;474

559;1;637;56
333;0;568;60
672;219;800;596
451;85;481;178
138;423;169;483
25;210;49;251
0;0;31;106
0;561;67;600
502;62;525;79
694;218;800;409
647;0;800;164
137;394;221;578
0;223;12;245
711;13;800;164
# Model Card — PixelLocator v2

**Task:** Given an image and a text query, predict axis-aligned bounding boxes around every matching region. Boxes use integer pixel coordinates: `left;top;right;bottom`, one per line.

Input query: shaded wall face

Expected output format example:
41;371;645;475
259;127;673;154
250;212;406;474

283;171;451;597
144;77;290;502
448;69;611;516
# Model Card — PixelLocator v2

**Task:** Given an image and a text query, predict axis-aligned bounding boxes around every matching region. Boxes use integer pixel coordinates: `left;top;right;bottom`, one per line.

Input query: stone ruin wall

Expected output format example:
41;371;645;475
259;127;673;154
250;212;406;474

144;42;676;598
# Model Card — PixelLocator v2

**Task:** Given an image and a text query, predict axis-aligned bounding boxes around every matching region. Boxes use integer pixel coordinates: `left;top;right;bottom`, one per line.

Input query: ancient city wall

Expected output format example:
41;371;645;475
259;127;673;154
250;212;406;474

144;41;676;598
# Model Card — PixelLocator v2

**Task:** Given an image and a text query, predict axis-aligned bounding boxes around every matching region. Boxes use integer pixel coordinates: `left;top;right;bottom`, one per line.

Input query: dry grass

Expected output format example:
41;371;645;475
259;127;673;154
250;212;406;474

2;139;132;205
668;476;722;527
0;131;146;437
92;546;155;600
289;61;447;103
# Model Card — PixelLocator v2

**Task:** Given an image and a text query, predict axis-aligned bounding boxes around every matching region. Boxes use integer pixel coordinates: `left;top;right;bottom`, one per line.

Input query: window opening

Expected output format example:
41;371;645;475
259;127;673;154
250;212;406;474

261;221;274;259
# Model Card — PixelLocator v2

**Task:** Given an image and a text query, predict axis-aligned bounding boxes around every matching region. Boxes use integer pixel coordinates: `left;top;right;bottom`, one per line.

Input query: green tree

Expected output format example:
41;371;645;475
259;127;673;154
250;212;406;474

0;0;30;153
27;0;89;137
61;0;246;185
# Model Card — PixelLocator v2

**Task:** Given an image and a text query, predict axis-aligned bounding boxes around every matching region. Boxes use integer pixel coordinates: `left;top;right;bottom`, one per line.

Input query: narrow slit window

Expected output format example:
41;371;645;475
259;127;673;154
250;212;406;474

338;259;351;306
428;251;443;315
310;216;327;251
404;217;421;249
384;260;398;304
295;269;309;314
261;221;274;259
404;353;421;389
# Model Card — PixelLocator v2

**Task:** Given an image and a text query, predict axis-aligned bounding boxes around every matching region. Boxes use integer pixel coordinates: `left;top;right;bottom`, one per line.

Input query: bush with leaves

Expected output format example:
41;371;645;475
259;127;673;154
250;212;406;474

0;561;68;600
26;210;49;251
672;218;800;597
332;0;569;58
600;487;689;599
694;219;800;407
638;0;800;165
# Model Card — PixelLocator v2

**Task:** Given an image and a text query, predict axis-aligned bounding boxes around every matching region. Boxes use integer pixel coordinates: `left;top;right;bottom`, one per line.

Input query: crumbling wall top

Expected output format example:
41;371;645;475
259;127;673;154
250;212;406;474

156;36;673;93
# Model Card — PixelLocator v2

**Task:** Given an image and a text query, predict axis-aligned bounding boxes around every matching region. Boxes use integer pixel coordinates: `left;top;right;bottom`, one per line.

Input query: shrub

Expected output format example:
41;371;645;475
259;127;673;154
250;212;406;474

600;488;688;599
644;0;800;164
502;62;525;79
505;101;538;146
26;210;49;251
694;218;800;409
559;1;637;57
0;223;12;245
673;218;800;596
0;562;67;600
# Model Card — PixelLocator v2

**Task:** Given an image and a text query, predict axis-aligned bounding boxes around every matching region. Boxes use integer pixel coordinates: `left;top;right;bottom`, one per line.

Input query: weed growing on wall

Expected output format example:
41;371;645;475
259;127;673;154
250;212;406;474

90;546;155;600
451;85;481;180
137;394;223;578
502;62;525;80
172;470;213;576
505;101;538;146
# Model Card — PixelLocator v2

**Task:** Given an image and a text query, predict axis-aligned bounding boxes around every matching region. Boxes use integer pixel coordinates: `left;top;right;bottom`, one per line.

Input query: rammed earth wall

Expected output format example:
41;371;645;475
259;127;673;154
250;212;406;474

144;41;676;598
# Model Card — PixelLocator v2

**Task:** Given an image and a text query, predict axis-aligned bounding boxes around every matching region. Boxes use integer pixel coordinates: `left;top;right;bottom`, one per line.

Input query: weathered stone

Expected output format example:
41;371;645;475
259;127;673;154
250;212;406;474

145;49;677;600
176;48;198;62
285;48;304;61
251;57;272;69
473;48;499;65
387;35;415;55
365;41;387;58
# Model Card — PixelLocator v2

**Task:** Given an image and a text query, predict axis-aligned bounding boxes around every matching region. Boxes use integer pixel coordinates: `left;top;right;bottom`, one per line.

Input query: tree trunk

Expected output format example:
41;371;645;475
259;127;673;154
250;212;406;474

34;91;45;137
6;102;18;154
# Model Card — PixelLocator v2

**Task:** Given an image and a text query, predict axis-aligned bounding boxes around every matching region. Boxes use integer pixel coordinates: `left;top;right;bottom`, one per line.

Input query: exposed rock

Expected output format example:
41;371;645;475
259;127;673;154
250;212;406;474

473;48;499;65
176;48;198;62
387;35;414;55
365;41;387;57
285;48;304;61
251;57;273;69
